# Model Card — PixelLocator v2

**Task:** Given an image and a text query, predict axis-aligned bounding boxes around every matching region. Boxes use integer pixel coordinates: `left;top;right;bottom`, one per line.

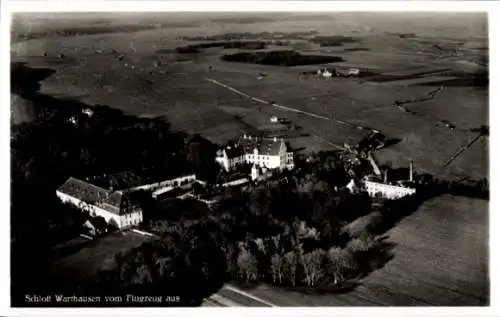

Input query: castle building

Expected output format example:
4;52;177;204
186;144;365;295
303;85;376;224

56;177;143;229
215;135;294;172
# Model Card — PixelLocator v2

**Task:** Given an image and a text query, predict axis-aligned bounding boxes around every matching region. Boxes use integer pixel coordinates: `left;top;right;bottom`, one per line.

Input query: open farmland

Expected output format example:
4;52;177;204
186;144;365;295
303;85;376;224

240;195;488;306
11;13;488;180
12;20;487;177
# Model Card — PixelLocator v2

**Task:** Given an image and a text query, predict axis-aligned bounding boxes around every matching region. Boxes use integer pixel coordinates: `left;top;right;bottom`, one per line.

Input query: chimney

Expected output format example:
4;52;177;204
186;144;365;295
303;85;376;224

409;160;414;182
384;169;388;184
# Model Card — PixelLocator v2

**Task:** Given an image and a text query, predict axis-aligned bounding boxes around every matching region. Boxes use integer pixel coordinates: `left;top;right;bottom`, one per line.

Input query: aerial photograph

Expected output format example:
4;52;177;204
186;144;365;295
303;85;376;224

10;11;488;307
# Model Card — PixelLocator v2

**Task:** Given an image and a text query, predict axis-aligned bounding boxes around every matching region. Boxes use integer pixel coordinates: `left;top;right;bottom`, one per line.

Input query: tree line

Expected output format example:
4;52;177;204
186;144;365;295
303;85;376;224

221;50;344;67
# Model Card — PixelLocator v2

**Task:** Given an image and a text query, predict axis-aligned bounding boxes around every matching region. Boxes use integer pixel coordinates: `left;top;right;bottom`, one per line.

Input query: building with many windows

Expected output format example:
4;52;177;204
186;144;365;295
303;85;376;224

215;134;294;172
361;160;417;200
56;172;199;229
56;177;143;229
363;180;416;200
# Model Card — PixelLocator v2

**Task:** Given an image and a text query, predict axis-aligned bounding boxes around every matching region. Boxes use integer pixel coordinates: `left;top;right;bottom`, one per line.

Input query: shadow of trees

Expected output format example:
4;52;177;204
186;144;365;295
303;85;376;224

11;62;55;97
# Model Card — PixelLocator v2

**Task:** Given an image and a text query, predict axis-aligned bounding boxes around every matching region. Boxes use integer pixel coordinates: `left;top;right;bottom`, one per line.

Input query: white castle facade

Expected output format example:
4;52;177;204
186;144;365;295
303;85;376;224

215;135;294;172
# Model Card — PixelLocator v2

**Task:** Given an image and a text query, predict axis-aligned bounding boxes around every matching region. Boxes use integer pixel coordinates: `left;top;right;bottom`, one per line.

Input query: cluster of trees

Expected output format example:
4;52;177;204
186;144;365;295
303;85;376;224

310;36;359;47
427;177;489;200
13;23;164;42
209;166;386;288
11;62;55;97
175;41;268;54
221;51;344;67
109;219;228;306
108;152;390;303
177;31;318;42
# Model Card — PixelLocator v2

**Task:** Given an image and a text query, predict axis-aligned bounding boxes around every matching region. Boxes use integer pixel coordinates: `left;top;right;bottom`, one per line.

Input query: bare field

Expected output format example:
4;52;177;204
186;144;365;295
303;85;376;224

241;195;488;306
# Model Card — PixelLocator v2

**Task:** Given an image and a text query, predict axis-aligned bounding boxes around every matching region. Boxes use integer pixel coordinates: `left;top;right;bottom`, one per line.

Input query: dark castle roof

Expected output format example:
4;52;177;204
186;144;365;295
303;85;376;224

218;135;287;158
222;145;245;159
238;136;284;156
56;177;137;215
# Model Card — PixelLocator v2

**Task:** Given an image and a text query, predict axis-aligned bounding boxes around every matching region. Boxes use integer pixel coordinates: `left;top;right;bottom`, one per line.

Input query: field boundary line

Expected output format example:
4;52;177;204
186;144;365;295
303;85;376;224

131;228;155;237
79;234;93;240
208;293;242;307
205;77;379;133
205;77;329;120
311;134;347;151
223;285;277;307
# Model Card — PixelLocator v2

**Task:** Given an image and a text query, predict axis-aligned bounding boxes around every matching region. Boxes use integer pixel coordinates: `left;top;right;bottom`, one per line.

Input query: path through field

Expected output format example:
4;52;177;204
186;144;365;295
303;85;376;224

205;77;377;133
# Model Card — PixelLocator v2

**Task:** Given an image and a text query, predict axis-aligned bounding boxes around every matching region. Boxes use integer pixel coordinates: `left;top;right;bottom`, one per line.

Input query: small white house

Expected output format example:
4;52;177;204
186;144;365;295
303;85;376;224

348;68;360;76
82;220;97;237
82;108;94;117
322;69;333;78
346;179;357;194
317;68;334;78
270;116;279;123
68;116;78;125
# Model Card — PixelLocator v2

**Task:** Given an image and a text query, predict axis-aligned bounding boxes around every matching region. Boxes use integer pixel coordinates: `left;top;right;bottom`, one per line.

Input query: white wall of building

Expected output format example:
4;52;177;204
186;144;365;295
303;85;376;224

323;71;333;78
215;140;294;172
364;181;416;200
56;190;143;229
216;156;230;171
119;210;143;228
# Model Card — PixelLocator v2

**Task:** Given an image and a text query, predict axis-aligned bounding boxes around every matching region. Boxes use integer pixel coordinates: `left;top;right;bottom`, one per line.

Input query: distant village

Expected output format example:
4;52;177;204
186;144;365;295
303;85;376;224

57;128;418;235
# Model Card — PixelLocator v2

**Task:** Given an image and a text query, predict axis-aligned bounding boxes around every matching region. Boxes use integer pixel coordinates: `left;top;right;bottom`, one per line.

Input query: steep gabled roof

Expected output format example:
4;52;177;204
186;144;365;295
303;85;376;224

223;146;245;159
57;177;107;205
57;177;137;215
238;137;284;156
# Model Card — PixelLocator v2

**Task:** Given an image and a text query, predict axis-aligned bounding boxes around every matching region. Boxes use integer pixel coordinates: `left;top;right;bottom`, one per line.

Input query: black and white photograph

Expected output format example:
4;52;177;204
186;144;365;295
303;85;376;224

4;2;493;313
